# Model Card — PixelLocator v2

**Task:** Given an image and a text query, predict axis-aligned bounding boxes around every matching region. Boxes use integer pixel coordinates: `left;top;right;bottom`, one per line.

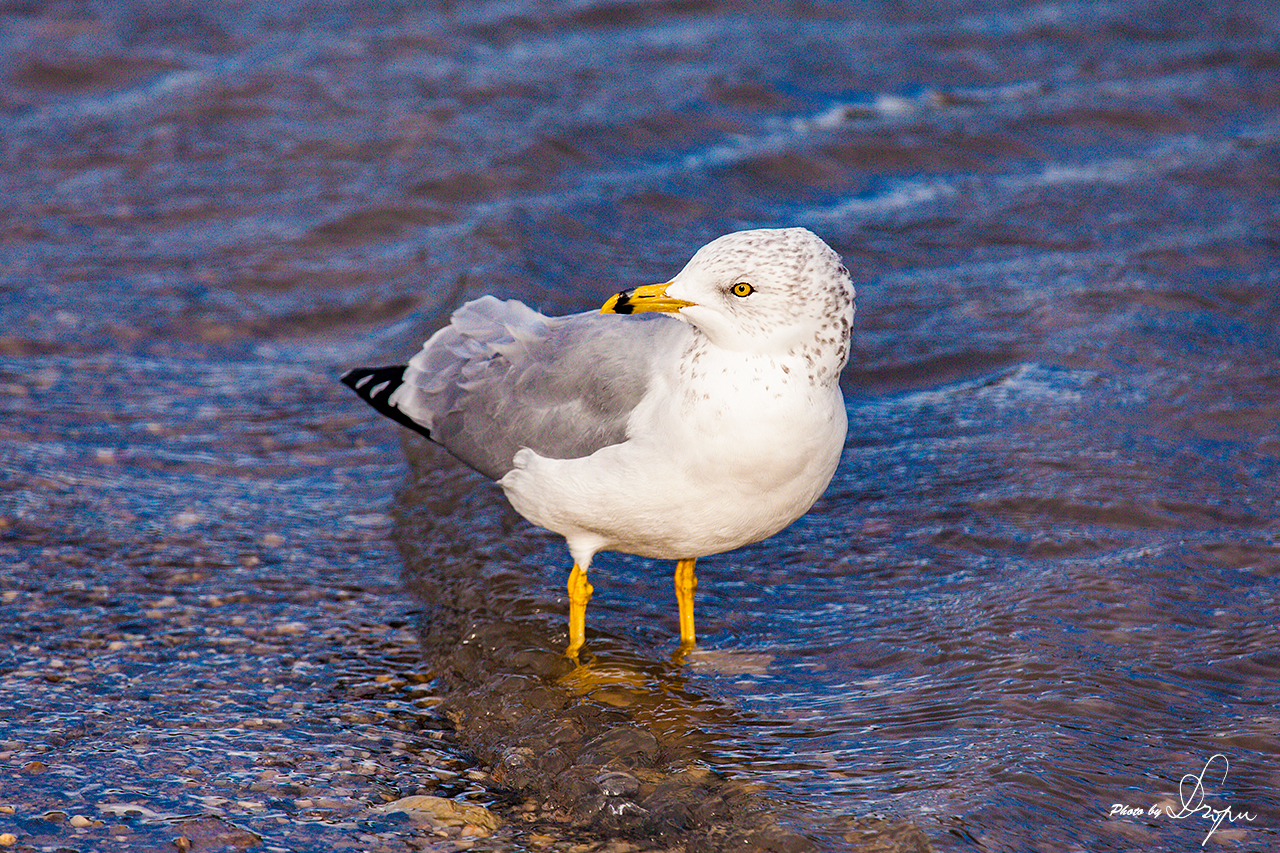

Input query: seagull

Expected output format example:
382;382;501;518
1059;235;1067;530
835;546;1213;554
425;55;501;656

341;227;855;658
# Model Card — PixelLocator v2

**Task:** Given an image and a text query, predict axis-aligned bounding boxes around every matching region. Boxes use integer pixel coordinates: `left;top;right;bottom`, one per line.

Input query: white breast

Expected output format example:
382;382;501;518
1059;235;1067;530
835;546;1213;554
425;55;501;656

499;347;847;562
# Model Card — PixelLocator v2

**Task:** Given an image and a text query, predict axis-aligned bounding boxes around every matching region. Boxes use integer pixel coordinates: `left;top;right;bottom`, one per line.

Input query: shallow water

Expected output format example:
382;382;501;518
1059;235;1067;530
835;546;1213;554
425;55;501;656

2;0;1278;851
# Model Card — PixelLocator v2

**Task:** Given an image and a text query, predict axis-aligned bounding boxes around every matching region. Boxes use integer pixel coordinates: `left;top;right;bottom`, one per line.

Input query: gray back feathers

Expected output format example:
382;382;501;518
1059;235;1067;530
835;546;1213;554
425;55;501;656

396;296;689;479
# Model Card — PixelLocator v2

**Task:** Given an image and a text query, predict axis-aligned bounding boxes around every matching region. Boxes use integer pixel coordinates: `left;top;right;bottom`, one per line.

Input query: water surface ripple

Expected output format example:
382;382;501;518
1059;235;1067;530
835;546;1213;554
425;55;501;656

2;1;1277;851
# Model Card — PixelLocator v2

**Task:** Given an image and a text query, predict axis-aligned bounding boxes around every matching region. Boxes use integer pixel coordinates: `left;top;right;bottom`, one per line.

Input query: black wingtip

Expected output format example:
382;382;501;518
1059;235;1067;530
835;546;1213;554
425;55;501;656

340;365;434;440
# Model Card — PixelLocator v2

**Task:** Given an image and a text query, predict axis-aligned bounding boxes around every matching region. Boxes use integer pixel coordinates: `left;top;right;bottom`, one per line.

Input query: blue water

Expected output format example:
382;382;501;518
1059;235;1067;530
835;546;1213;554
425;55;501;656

2;0;1277;850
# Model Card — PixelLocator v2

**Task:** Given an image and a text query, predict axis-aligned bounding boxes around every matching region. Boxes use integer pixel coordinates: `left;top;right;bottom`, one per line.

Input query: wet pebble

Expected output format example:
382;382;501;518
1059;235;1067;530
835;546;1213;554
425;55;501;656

172;817;262;850
592;771;640;799
491;746;540;789
578;728;659;768
374;796;501;835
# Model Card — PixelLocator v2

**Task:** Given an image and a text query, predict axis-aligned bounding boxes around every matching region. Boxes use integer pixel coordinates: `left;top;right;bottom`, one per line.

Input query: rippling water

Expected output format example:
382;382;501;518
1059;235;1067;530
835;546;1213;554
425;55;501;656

3;0;1277;850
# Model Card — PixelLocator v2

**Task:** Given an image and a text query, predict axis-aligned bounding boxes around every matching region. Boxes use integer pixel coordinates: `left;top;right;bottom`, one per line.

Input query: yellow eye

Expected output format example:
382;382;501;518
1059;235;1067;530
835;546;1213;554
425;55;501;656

731;282;754;297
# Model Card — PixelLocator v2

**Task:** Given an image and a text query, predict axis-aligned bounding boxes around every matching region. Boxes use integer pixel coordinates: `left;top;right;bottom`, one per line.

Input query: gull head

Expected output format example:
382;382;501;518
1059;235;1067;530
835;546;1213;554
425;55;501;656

603;227;855;365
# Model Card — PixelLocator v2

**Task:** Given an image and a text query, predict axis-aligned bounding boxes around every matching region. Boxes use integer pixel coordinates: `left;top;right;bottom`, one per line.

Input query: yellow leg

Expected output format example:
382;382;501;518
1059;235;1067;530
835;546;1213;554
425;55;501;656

566;563;593;659
674;557;697;649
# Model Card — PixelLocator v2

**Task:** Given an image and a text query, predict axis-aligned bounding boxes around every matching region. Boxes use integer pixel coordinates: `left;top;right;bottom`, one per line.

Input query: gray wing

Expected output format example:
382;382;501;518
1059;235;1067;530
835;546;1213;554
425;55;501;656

392;295;689;480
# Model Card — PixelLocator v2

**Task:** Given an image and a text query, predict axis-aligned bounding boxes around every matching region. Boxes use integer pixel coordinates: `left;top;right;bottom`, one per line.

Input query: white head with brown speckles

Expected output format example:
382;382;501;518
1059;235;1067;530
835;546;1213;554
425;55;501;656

661;228;855;375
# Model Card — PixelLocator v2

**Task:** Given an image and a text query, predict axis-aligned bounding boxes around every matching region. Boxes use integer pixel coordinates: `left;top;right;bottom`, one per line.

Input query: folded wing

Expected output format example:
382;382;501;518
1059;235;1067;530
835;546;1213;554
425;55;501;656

345;295;687;480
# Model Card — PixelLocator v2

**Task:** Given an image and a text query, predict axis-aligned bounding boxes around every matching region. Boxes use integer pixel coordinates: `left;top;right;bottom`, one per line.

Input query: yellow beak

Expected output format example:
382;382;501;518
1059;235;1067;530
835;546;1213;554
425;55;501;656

600;282;696;315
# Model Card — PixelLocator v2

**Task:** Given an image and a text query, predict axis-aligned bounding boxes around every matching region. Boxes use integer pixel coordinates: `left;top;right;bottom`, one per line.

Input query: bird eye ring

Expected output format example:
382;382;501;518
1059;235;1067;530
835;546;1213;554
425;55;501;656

731;282;754;297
